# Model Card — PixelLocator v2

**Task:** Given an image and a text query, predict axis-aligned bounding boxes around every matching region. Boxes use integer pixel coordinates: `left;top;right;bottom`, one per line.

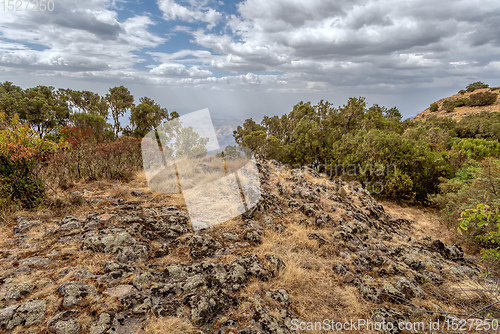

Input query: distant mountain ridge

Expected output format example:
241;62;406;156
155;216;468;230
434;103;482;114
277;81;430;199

414;85;500;121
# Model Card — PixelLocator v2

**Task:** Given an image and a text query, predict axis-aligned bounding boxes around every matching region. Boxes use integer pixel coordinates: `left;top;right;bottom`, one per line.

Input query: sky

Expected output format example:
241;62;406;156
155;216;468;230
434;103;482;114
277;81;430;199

1;0;500;125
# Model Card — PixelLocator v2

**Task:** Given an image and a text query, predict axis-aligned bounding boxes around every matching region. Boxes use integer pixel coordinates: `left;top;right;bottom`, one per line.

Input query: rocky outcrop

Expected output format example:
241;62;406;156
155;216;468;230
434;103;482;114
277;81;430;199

0;160;494;333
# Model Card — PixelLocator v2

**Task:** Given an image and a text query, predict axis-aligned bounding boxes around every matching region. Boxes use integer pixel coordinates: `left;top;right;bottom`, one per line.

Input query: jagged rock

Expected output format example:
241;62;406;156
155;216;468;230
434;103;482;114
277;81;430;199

0;305;17;327
59;220;82;234
252;303;288;334
131;190;145;197
379;283;403;303
18;256;50;267
83;230;148;263
444;265;476;278
430;239;464;260
244;230;262;244
152;299;186;318
333;262;347;276
186;234;222;260
5;284;35;300
265;254;285;274
421;270;444;285
394;277;425;299
89;312;142;334
133;272;154;290
275;224;284;233
266;289;291;308
185;289;237;329
222;232;239;241
59;282;97;308
47;311;80;334
5;299;46;329
403;255;425;271
13;219;41;234
315;213;332;228
300;203;317;217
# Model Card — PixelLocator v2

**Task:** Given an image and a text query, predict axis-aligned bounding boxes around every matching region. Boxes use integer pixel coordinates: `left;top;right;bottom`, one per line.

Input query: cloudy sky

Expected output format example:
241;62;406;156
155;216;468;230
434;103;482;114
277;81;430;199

1;0;499;123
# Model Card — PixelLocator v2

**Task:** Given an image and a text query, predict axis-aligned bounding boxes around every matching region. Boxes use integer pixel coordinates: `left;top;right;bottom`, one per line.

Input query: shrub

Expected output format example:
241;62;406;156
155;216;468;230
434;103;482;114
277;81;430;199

0;112;65;209
429;103;439;112
459;204;500;261
442;100;456;113
459;89;466;95
431;158;500;230
467;91;498;107
466;81;489;92
42;136;142;188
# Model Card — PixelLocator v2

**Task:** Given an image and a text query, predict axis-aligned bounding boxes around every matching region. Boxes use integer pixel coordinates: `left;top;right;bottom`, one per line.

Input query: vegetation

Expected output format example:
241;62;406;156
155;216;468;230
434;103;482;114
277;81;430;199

0;81;176;214
430;102;439;112
1;79;499;262
466;81;489;92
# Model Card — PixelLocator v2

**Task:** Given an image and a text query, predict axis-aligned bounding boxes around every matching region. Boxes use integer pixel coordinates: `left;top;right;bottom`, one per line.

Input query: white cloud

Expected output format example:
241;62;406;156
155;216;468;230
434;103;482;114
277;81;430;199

157;0;222;28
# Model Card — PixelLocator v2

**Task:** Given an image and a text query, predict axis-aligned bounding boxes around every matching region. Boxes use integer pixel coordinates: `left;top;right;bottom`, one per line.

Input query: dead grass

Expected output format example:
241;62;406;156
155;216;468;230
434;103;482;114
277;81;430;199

415;87;500;121
144;316;197;334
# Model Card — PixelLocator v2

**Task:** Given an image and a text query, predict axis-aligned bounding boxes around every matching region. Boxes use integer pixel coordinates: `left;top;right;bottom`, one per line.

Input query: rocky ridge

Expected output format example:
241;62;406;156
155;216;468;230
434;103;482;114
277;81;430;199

0;160;497;333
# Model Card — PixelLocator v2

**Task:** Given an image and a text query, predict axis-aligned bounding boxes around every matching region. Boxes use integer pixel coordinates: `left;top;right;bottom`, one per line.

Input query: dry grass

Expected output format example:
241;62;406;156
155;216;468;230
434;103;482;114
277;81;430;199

415;87;500;121
380;200;455;244
144;316;197;334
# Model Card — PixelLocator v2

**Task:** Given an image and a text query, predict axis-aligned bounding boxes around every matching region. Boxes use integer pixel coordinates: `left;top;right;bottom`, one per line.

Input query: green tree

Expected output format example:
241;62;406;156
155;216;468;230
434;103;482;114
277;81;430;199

18;85;70;137
106;86;134;136
62;89;109;118
129;97;178;138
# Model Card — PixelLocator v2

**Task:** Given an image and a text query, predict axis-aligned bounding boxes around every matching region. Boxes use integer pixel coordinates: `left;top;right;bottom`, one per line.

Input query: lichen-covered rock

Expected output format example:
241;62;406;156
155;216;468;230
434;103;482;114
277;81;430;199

5;284;35;300
13;219;41;234
132;272;154;290
47;311;80;334
394;277;425;299
6;299;46;329
266;289;291;308
59;282;97;307
186;234;222;260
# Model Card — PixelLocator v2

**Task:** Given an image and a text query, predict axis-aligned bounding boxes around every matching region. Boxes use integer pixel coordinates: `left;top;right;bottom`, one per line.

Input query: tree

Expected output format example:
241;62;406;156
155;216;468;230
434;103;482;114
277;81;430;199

18;86;70;137
174;126;209;158
106;86;134;136
129;97;177;138
61;89;108;118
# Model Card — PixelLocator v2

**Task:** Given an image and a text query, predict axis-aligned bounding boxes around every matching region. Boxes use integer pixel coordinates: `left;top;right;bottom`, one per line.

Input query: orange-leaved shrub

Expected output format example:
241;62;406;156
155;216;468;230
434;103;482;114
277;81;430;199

0;112;66;209
42;126;142;189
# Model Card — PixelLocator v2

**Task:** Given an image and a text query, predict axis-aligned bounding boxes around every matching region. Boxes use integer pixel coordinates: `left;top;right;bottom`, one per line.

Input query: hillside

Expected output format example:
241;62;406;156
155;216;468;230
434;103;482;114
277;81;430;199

0;161;497;334
414;86;500;121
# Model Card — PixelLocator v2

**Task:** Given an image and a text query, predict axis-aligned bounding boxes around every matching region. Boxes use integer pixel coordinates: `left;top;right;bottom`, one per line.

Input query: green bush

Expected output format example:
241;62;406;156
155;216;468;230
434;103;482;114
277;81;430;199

430;158;500;230
442;100;456;113
468;91;498;107
430;103;439;112
459;89;466;95
459;204;500;261
466;81;489;92
0;112;64;209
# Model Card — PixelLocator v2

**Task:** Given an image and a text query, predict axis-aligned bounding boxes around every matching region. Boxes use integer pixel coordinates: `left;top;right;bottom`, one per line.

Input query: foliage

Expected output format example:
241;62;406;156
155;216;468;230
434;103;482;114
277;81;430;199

442;100;456;113
430;158;500;231
106;86;134;136
455;112;500;140
61;89;109;118
43;137;142;188
0;112;66;209
468;91;498;107
459;204;500;261
466;81;489;92
128;97;178;138
430;103;439;112
450;138;500;159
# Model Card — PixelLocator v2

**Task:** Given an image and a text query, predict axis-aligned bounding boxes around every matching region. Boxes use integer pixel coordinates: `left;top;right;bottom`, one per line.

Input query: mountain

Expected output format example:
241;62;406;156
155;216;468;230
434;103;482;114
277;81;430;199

414;86;500;121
